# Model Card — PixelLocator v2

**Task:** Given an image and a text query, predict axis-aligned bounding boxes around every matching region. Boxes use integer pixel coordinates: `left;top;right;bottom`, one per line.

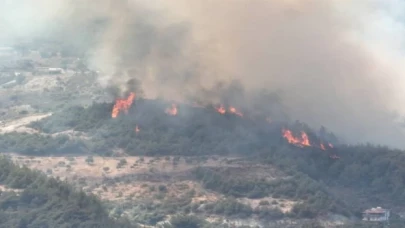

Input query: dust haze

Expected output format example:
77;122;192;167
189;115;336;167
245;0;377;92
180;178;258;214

2;0;405;148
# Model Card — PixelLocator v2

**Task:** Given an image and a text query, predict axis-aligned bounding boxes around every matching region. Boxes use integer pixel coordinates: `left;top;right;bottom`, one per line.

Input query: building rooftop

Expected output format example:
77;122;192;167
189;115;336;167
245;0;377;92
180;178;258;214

363;207;389;214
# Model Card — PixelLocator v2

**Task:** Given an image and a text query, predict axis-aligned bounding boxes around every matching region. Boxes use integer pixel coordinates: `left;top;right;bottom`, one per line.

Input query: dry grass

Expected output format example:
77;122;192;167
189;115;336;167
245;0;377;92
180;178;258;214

10;155;227;200
11;155;243;181
10;154;299;217
238;197;299;213
22;76;60;92
0;113;51;134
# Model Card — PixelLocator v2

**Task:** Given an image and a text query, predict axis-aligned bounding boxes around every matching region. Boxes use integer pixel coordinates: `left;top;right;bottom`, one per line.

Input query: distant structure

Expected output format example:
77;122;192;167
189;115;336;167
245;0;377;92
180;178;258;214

35;67;64;74
362;207;390;222
48;68;64;74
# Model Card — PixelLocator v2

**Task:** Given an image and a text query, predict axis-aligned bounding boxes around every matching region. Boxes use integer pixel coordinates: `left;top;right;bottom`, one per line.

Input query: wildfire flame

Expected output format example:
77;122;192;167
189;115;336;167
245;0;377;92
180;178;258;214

112;92;136;118
300;131;311;147
216;105;226;115
282;128;311;147
165;103;178;116
215;105;244;117
283;129;339;159
229;106;243;117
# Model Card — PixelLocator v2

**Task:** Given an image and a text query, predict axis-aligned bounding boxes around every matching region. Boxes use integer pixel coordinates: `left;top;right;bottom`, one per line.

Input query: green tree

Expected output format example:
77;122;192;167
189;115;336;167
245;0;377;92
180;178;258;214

170;215;204;228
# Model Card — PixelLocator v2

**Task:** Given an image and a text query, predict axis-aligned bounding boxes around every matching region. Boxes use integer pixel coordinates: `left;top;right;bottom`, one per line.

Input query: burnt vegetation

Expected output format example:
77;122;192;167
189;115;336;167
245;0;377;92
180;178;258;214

1;99;405;224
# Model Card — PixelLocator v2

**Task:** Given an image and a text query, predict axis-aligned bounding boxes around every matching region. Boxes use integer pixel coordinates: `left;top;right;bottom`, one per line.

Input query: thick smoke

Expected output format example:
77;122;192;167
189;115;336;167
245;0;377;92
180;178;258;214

2;0;405;148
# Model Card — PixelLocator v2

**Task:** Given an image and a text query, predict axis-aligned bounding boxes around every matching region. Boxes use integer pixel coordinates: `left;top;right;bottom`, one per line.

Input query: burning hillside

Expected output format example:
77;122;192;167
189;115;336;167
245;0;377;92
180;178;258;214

103;94;342;159
281;127;338;159
281;128;334;150
111;92;135;118
27;93;341;160
282;129;311;148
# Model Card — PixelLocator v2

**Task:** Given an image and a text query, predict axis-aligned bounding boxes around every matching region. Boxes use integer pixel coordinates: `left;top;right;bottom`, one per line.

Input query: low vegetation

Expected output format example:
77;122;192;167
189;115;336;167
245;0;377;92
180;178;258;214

0;101;405;226
0;156;135;228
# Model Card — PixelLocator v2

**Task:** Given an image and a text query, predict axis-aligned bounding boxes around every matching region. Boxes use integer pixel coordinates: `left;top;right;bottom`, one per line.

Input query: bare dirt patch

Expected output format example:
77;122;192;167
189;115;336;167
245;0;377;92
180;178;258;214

0;113;51;134
22;76;60;92
0;184;23;193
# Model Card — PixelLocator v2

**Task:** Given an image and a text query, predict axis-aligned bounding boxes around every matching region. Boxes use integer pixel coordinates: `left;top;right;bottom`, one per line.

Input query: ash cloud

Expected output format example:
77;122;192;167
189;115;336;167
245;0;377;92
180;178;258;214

3;0;405;148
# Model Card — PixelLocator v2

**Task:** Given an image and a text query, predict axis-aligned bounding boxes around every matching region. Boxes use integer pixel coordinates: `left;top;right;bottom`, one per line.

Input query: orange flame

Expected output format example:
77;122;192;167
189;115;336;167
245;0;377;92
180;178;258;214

282;129;302;146
229;106;243;117
216;105;226;115
215;105;244;117
112;92;135;118
328;143;334;148
165;103;178;116
300;131;311;146
282;128;312;147
135;125;140;133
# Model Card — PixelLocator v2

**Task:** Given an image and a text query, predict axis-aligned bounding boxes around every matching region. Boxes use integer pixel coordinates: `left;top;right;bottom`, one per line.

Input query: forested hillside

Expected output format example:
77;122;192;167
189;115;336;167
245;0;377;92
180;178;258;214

0;156;135;228
1;100;405;226
25;99;337;156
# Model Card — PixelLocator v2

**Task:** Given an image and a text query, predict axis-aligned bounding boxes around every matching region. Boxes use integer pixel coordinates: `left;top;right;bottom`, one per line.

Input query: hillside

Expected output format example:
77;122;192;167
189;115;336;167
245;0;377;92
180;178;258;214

0;41;402;228
1;97;405;227
10;154;296;227
2;1;405;226
0;155;135;228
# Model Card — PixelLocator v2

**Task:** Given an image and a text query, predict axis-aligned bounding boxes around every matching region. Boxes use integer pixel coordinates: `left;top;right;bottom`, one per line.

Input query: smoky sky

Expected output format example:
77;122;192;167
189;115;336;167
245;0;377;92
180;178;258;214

2;0;405;148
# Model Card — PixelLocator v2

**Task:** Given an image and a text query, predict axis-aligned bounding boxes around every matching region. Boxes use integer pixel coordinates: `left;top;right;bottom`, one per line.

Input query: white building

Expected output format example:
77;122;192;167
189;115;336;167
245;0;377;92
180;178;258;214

48;68;64;74
35;67;64;74
362;207;390;222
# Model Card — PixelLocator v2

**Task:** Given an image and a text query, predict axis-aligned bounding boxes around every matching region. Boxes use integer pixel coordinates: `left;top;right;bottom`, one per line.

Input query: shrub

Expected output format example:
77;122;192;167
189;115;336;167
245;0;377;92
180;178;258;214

259;200;270;206
170;215;204;228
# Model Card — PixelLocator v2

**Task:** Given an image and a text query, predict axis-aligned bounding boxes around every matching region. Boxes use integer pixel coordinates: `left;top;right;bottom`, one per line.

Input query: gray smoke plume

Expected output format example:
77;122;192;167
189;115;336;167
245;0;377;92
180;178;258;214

2;0;405;148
